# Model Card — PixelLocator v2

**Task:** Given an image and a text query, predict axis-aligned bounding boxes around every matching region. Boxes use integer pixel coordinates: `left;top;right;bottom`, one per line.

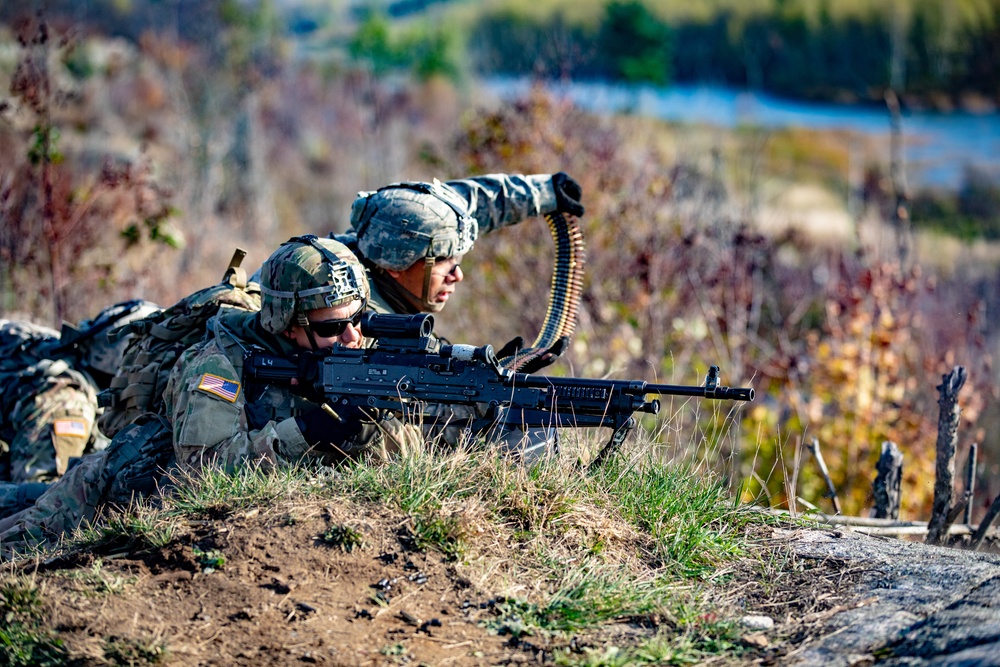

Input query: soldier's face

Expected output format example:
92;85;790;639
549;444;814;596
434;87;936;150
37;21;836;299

285;299;365;350
388;255;464;309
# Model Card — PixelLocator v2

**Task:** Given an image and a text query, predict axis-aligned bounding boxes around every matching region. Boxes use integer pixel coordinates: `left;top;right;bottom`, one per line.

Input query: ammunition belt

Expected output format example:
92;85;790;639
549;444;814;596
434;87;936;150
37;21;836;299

498;211;586;371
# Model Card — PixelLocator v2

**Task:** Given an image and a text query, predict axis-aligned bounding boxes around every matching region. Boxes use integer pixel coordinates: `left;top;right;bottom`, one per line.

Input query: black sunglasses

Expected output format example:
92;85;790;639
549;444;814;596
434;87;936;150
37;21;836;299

307;300;367;338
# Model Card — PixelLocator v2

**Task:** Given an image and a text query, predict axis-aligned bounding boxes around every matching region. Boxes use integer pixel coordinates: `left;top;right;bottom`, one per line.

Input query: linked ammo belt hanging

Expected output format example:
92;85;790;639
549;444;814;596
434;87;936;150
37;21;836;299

498;211;586;371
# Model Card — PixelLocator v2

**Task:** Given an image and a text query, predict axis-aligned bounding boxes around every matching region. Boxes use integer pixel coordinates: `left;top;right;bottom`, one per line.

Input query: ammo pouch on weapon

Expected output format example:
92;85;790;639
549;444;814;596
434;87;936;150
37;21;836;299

101;414;175;505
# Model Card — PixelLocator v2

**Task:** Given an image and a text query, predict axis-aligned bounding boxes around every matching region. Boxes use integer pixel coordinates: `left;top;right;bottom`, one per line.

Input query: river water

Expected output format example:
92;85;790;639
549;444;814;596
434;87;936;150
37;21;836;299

483;77;1000;191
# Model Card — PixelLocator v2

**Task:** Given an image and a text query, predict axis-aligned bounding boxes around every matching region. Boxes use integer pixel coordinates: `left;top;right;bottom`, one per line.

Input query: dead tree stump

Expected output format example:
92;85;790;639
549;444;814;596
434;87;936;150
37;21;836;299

873;441;903;520
971;492;1000;551
926;366;966;545
964;443;978;526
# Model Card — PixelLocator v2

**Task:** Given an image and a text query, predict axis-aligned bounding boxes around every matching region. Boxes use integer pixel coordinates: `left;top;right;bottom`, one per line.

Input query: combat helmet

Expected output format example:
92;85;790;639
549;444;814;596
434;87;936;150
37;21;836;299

259;235;369;336
350;180;476;312
62;300;162;376
350;180;478;271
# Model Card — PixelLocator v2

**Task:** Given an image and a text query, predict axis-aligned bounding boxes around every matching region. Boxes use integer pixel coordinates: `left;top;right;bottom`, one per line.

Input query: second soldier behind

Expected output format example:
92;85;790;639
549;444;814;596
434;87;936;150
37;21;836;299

337;172;585;461
0;301;160;517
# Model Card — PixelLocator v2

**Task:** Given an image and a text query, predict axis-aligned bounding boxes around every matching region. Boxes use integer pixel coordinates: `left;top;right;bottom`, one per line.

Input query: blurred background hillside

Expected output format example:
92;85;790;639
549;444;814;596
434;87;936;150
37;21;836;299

2;0;999;524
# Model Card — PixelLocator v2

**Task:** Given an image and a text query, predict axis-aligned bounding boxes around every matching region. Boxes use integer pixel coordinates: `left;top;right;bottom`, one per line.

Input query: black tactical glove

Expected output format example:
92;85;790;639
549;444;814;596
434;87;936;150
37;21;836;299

519;336;570;374
552;172;585;217
295;404;368;449
496;336;525;360
495;335;569;373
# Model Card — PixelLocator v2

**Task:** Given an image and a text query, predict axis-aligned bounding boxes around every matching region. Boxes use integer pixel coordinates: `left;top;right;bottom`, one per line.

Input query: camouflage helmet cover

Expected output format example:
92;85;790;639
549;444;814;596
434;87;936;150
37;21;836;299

350;180;478;271
77;300;161;375
259;235;369;334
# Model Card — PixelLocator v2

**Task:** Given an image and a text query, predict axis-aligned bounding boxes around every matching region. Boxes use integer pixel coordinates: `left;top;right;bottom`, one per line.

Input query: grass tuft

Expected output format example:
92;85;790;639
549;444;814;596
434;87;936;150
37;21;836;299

167;464;310;517
485;563;689;637
61;559;137;597
319;524;367;552
102;634;169;665
553;625;743;666
71;506;179;555
589;447;758;577
0;576;68;667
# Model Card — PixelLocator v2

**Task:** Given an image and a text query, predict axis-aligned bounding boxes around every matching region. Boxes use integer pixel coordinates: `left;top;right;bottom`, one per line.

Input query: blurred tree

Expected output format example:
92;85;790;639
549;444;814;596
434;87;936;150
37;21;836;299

406;23;463;82
469;9;594;79
0;17;177;325
466;0;1000;106
349;12;465;83
597;1;673;85
350;13;403;76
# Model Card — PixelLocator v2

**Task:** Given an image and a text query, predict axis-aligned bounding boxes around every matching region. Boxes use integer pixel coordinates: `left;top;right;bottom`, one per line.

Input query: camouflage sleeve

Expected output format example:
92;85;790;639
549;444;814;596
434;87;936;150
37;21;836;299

443;173;557;236
164;340;310;473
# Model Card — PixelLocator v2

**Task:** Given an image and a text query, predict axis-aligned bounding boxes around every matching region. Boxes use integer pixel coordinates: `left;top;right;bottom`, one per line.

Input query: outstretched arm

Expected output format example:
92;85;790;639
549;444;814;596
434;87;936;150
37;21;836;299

444;172;583;235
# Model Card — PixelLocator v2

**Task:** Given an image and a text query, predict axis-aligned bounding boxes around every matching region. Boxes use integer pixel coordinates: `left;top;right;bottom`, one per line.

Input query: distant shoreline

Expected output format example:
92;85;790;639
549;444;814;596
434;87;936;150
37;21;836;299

480;76;1000;190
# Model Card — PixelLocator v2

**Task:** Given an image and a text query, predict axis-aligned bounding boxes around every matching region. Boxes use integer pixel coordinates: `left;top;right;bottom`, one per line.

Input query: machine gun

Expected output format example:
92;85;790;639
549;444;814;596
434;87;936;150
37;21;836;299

245;312;754;469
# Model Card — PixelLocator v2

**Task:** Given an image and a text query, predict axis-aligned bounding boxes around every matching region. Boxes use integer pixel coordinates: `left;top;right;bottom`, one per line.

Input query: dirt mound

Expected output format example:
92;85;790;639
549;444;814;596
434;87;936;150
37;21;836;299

2;457;890;666
19;501;522;666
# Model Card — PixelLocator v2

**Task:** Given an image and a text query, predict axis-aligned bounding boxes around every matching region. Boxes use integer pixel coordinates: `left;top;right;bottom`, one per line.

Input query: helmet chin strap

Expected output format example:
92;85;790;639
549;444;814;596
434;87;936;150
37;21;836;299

295;311;322;351
420;256;445;313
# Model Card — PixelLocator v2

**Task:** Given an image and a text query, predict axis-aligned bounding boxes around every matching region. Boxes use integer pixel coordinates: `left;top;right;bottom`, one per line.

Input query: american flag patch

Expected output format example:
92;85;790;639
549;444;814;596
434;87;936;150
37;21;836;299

197;373;241;403
53;419;89;438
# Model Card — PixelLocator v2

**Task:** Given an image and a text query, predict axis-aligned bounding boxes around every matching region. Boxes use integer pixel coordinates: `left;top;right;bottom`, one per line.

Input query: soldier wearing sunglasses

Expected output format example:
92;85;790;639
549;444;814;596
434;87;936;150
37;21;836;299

168;235;411;469
1;236;414;559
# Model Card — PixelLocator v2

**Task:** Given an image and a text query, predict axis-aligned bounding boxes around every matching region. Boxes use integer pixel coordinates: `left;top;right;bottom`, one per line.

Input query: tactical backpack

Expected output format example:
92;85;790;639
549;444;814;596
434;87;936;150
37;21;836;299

0;321;88;429
97;249;261;439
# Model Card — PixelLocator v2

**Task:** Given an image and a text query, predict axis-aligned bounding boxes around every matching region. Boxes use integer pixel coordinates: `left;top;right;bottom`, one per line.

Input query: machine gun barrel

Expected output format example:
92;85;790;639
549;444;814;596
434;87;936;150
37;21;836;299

512;372;754;403
643;381;754;402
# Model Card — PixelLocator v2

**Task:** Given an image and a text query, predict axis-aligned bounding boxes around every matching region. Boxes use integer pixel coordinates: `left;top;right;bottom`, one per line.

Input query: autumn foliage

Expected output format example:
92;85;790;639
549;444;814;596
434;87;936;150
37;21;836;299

442;89;995;518
1;15;995;521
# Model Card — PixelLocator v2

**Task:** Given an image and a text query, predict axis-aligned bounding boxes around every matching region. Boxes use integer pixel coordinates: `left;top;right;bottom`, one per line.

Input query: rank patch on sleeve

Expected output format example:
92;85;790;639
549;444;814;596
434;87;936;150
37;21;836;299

53;419;89;438
197;373;241;402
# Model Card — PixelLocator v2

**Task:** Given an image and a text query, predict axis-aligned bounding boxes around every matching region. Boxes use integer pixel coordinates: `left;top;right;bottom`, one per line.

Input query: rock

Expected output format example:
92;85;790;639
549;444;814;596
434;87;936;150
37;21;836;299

741;633;769;648
783;529;1000;667
741;614;775;631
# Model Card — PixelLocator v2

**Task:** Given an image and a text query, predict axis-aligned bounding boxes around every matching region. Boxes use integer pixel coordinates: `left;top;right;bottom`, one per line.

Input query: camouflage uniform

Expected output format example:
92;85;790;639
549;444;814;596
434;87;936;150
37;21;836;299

0;320;104;485
0;302;161;519
166;308;407;473
0;238;410;560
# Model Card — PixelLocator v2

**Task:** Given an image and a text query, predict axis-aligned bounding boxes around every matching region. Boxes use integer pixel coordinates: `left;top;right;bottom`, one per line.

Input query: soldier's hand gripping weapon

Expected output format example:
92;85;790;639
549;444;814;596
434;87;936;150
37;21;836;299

245;313;754;469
